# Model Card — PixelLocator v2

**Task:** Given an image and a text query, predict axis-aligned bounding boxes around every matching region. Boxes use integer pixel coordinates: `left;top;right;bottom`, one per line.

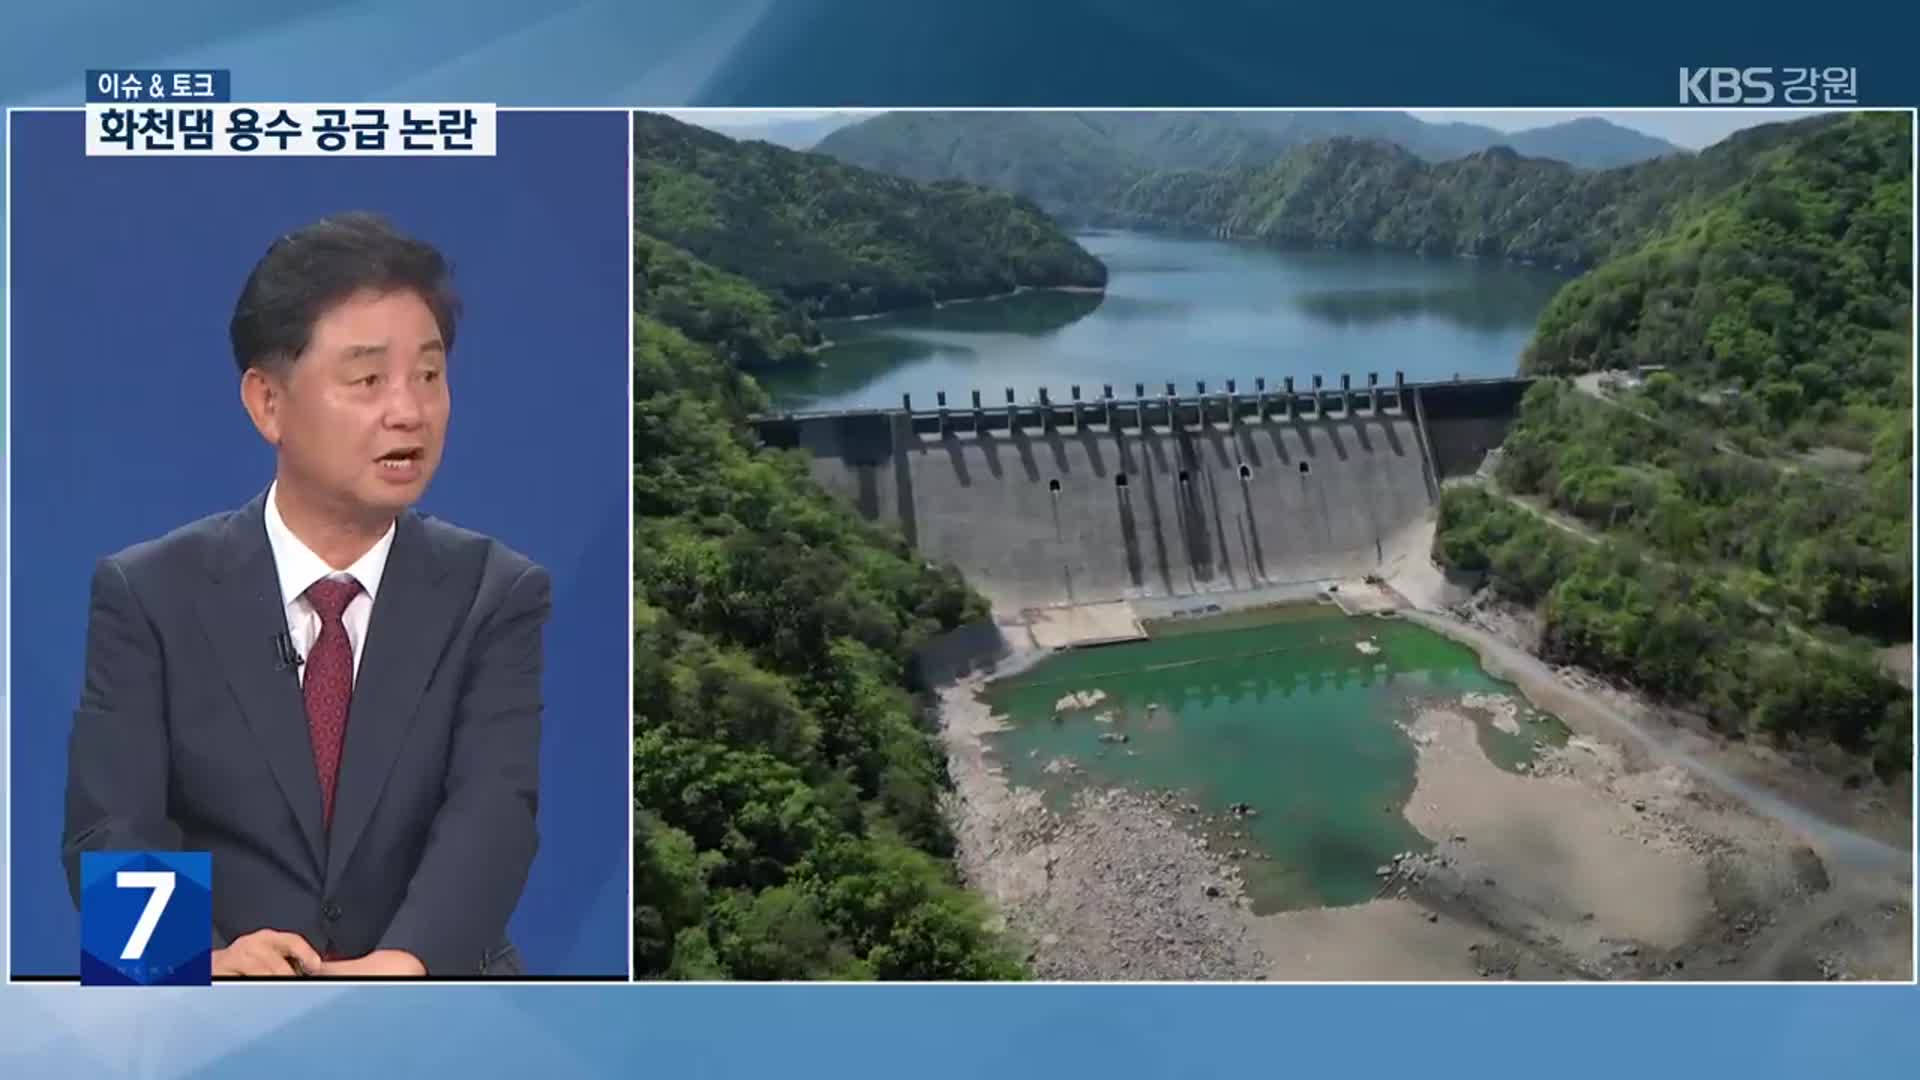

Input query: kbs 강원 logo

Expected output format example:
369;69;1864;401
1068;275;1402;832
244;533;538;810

79;851;212;985
1679;67;1859;105
1679;67;1776;104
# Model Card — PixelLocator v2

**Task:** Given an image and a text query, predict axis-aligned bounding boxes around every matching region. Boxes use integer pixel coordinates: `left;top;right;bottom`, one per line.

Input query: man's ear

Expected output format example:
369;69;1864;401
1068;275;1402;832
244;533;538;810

240;366;284;445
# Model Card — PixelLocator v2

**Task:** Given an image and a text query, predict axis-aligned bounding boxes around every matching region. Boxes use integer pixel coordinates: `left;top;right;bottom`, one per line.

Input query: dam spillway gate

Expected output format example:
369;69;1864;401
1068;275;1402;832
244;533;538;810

749;373;1533;613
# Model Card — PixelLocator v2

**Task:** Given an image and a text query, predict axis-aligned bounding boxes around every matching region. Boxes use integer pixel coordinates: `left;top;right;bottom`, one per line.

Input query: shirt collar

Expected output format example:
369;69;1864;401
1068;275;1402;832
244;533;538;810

263;480;397;609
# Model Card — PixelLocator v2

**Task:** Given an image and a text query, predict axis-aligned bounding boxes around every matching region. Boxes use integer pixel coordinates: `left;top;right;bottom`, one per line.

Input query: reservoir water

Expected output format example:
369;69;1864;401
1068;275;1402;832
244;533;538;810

760;230;1573;412
981;609;1567;915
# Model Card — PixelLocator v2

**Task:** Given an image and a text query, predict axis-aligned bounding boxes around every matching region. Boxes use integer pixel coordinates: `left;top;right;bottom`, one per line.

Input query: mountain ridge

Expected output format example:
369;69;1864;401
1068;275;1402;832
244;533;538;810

1075;115;1834;269
808;110;1687;185
631;110;1107;366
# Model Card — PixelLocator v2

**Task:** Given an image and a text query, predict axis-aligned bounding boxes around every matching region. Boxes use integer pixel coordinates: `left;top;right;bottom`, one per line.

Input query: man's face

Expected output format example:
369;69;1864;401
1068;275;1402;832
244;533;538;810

252;288;450;522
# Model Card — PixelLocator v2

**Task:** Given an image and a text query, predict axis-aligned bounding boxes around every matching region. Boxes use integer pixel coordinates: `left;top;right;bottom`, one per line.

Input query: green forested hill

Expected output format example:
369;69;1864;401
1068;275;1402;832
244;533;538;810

629;300;1024;979
1433;112;1914;779
808;111;1147;217
628;121;1036;977
633;232;819;371
1524;112;1911;412
812;111;1687;220
1107;118;1826;268
806;112;1355;216
1434;476;1911;777
1486;116;1690;170
632;111;1106;323
816;111;1815;270
1513;112;1911;571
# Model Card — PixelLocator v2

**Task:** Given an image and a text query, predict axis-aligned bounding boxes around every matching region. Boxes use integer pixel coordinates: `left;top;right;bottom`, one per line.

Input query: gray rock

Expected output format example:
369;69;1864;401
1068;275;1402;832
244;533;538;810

1790;846;1831;894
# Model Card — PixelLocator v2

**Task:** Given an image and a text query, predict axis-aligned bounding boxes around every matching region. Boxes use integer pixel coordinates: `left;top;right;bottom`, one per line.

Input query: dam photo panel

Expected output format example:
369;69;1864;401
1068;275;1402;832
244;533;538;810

628;107;1915;982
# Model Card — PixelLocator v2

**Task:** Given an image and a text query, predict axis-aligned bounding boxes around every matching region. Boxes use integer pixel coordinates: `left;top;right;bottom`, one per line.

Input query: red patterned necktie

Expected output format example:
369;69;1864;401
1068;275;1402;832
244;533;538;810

303;576;362;830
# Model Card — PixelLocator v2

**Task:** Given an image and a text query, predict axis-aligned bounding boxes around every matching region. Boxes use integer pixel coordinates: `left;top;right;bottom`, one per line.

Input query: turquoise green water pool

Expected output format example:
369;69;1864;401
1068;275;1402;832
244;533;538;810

981;609;1567;914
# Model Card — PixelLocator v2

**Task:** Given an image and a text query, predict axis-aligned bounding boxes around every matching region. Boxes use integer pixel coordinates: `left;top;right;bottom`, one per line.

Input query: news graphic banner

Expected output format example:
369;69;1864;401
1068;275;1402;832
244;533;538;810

86;69;233;103
8;105;632;983
85;69;495;155
86;105;496;156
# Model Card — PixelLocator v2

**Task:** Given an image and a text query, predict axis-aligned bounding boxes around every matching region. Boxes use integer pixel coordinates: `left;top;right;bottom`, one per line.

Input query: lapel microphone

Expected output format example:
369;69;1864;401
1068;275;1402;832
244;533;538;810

273;632;305;672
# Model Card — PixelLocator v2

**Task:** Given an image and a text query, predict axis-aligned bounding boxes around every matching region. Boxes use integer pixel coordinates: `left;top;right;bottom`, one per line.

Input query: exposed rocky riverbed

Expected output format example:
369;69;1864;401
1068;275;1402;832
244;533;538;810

936;596;1911;982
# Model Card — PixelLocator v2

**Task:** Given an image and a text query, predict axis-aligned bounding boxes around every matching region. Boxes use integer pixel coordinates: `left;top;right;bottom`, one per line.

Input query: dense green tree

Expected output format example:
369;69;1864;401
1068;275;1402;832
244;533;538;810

628;166;1018;977
1491;379;1911;644
1434;486;1911;777
1527;115;1911;405
634;232;818;371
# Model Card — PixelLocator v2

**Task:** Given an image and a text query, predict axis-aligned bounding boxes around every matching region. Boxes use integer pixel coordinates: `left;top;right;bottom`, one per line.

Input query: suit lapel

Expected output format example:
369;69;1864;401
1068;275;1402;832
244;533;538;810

326;511;465;892
195;493;327;873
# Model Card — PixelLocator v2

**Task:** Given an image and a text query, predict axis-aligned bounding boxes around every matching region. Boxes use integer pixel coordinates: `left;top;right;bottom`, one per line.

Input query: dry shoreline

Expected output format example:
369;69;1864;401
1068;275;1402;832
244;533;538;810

1401;603;1914;857
934;524;1912;981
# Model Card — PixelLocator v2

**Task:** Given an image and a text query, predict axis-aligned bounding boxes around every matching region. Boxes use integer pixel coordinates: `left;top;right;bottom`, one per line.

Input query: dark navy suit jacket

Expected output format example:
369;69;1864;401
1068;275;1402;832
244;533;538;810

62;490;550;976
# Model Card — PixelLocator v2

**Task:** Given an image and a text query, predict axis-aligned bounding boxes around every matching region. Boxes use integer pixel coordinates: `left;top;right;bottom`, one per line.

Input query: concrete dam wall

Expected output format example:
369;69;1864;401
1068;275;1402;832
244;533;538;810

754;377;1532;613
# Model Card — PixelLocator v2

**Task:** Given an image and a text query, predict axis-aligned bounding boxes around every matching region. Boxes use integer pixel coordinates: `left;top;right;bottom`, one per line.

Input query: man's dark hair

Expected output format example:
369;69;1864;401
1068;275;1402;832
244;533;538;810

229;212;462;376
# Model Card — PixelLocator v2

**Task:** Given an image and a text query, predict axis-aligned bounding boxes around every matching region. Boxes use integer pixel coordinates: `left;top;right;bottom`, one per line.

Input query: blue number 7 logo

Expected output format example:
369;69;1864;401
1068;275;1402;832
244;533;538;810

115;870;177;960
80;852;213;985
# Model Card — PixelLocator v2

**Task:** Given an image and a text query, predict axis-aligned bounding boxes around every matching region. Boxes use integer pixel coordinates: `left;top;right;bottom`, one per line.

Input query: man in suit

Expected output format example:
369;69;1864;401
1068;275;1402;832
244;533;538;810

63;212;551;978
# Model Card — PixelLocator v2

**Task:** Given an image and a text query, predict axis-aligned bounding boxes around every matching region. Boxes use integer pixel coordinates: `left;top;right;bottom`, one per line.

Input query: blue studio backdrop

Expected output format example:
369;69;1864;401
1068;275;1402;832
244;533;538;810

7;109;630;978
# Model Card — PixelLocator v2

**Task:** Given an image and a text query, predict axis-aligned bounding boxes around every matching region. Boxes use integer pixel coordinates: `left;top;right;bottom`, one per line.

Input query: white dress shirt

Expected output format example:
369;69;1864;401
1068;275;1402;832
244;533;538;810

263;481;396;686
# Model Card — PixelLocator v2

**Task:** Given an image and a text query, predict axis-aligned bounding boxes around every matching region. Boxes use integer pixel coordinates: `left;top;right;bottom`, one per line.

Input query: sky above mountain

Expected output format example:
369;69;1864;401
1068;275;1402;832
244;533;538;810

669;108;1834;151
1406;110;1831;149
